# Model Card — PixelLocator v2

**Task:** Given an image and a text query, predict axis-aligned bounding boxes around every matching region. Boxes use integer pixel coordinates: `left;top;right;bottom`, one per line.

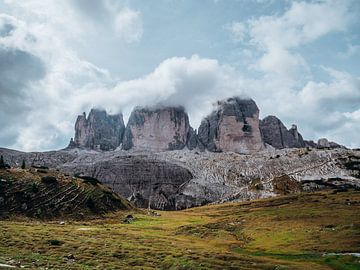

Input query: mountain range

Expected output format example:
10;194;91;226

1;97;358;211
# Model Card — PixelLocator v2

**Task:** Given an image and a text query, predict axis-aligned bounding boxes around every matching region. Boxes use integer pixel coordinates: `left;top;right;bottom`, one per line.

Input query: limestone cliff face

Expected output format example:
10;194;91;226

70;109;125;151
260;116;305;149
198;97;264;154
122;106;198;151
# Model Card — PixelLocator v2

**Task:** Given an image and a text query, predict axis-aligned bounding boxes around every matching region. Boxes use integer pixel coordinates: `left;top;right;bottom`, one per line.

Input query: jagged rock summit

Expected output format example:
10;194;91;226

67;96;344;153
68;109;125;151
260;115;305;149
122;106;198;151
198;97;264;154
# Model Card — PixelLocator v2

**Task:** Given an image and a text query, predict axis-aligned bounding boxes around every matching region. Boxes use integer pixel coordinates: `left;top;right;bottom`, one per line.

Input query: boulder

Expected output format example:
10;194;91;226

198;97;264;154
317;138;344;149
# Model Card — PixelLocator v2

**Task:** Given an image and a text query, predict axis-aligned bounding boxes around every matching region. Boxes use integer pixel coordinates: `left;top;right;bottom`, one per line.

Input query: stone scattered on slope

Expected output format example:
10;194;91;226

198;97;264;154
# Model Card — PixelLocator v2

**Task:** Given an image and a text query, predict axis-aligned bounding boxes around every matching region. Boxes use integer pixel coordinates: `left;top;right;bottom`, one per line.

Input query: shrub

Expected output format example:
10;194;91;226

78;175;101;185
48;239;62;246
0;156;10;169
21;159;26;169
41;176;57;184
31;183;39;193
86;197;95;209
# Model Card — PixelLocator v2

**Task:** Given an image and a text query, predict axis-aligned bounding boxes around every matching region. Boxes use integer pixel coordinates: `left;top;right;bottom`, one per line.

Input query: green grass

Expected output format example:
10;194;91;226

0;190;359;269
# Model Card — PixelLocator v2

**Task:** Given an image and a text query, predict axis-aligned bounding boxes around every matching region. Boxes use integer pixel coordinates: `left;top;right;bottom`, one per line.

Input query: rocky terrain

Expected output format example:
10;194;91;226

0;96;358;211
1;146;359;211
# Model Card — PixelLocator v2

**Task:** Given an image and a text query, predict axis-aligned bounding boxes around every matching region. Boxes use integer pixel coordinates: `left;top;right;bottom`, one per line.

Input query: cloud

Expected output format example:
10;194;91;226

226;21;247;43
222;0;360;147
338;43;360;58
70;55;244;129
227;0;354;83
0;0;359;152
248;0;352;50
114;7;143;43
0;12;242;151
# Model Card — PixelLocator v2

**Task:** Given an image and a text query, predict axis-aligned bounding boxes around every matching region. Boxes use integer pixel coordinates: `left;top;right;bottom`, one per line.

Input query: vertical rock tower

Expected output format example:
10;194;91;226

122;106;197;151
70;109;125;151
259;116;305;149
198;97;264;154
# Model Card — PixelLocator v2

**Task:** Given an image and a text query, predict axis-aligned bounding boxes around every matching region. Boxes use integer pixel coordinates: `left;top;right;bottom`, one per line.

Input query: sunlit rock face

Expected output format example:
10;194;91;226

260;116;305;149
198;97;264;154
71;109;125;151
122;106;198;151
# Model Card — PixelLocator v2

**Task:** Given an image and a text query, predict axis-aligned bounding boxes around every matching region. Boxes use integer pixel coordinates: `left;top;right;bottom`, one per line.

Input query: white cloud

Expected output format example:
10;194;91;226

226;21;247;42
0;0;359;151
1;12;245;152
71;55;244;129
114;8;143;43
248;0;352;50
339;43;360;58
231;0;354;83
223;0;360;147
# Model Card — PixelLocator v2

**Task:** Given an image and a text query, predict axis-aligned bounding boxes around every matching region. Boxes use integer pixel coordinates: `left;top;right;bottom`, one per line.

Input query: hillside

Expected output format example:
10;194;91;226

1;147;359;211
0;189;359;269
0;168;133;219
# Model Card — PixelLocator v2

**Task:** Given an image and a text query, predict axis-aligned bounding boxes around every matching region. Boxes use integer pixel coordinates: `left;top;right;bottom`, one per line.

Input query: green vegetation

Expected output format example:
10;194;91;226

0;168;133;220
21;159;26;169
0;155;5;169
0;189;359;269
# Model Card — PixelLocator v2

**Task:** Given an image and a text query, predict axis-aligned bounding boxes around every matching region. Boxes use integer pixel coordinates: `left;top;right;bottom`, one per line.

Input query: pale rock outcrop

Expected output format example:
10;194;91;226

317;138;344;149
69;109;125;151
122;106;198;151
260;116;305;149
198;97;264;154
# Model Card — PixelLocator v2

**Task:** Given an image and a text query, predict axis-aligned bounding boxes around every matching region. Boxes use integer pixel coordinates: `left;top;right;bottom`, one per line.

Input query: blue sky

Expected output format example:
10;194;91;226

0;0;359;151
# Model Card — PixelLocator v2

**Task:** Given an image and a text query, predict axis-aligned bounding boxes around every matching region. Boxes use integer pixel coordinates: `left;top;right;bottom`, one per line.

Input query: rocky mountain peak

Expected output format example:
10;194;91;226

198;97;264;154
68;108;125;151
122;106;198;151
260;115;305;149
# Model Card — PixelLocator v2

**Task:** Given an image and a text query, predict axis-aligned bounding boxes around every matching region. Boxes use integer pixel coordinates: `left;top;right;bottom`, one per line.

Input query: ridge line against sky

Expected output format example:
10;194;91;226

0;0;359;151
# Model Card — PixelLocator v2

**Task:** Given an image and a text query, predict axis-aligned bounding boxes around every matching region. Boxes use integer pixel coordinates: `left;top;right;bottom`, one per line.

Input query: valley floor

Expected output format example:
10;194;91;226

0;190;359;269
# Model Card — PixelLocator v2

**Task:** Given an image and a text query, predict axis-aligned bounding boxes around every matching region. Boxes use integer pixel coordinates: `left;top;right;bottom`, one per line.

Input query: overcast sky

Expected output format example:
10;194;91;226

0;0;359;151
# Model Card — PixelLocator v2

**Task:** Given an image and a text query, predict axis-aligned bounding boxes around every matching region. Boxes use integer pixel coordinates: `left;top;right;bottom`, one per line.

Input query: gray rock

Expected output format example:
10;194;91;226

66;155;194;210
198;97;264;154
260;116;305;149
70;109;125;151
317;138;344;149
122;106;198;151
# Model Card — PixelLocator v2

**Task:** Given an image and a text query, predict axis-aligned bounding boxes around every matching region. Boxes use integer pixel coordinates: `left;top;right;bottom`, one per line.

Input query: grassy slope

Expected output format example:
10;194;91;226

0;190;359;269
0;168;133;219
